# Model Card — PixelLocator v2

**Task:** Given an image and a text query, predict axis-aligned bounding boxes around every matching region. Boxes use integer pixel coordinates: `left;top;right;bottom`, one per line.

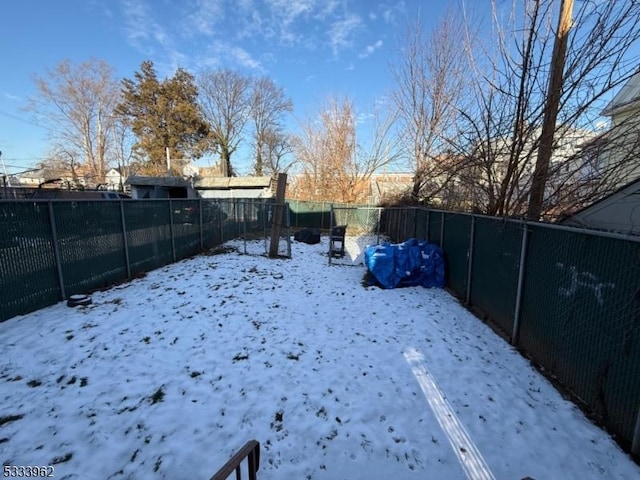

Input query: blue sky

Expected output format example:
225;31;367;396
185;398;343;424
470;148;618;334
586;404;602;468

0;0;483;174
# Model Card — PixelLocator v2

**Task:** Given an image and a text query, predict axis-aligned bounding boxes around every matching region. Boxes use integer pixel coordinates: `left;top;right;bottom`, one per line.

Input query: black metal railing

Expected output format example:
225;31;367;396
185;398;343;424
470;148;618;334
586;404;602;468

210;440;260;480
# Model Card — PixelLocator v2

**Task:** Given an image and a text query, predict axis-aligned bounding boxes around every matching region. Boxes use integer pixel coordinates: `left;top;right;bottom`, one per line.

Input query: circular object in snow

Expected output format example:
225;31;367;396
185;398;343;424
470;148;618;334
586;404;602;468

67;294;92;307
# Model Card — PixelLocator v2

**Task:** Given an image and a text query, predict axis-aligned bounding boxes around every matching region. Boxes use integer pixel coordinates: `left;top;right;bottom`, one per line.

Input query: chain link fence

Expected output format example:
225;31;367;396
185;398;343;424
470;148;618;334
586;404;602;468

0;198;289;323
328;206;383;265
4;196;640;459
379;206;640;459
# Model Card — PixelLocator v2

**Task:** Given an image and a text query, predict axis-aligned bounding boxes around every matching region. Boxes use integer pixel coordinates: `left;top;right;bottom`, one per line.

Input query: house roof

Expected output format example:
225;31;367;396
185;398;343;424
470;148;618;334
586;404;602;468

559;175;640;229
195;176;272;189
125;175;190;188
602;71;640;117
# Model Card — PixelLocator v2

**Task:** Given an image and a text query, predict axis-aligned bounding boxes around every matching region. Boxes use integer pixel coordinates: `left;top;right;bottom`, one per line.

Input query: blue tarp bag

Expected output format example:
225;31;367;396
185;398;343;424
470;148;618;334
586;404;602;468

364;239;445;289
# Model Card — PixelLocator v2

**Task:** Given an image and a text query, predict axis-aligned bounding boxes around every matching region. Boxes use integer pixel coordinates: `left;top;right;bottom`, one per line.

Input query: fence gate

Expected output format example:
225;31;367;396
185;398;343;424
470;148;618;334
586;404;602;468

328;206;383;266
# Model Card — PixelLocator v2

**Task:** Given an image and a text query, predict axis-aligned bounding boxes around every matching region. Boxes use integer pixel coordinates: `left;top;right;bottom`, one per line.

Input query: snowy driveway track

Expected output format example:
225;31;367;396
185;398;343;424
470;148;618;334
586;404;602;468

1;238;639;480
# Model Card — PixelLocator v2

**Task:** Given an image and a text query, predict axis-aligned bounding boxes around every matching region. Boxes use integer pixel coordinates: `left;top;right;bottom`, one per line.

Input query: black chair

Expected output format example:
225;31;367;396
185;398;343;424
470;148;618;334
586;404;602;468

329;225;346;258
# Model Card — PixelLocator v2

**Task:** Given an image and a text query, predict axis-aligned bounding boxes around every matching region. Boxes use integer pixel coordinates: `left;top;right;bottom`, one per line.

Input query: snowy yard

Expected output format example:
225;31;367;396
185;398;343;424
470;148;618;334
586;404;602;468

1;237;639;480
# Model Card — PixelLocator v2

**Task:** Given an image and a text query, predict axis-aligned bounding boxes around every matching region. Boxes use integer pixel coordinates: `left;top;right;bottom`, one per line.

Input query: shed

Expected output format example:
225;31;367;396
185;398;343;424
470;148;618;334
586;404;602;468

126;175;198;199
194;176;274;199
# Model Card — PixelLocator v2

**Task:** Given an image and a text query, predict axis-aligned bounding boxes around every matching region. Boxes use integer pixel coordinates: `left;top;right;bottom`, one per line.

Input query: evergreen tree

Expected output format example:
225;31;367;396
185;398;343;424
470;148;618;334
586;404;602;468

117;61;210;175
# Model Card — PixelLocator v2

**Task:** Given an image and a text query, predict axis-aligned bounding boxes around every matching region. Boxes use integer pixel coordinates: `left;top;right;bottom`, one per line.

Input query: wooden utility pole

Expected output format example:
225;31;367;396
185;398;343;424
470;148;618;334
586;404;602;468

527;0;574;220
269;173;287;258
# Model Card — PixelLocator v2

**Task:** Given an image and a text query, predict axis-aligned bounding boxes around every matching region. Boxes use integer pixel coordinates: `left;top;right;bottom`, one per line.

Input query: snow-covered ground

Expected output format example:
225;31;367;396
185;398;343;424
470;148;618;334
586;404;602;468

1;237;638;480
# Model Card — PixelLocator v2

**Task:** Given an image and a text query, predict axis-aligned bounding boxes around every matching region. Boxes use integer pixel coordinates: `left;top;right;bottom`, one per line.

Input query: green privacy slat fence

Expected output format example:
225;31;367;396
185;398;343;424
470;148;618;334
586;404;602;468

288;200;334;229
442;213;471;297
124;200;173;275
518;224;640;448
53;200;128;296
469;217;523;338
287;200;374;231
4;197;640;458
0;202;60;321
284;201;640;456
0;198;278;324
377;205;640;458
427;211;443;246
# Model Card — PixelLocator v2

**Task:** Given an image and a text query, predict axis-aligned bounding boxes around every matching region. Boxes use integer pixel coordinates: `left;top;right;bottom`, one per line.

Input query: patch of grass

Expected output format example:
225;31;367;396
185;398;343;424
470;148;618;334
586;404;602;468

150;387;165;404
0;414;24;426
205;246;237;256
232;353;249;362
27;379;42;388
270;410;284;432
51;452;73;464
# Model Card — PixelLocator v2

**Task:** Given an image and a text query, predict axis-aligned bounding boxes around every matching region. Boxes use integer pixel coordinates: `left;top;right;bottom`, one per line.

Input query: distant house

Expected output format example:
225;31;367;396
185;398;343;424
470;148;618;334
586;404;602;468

17;169;48;187
18;165;96;189
559;177;640;235
600;71;640;183
126;175;198;199
367;173;414;204
194;176;274;199
104;167;128;191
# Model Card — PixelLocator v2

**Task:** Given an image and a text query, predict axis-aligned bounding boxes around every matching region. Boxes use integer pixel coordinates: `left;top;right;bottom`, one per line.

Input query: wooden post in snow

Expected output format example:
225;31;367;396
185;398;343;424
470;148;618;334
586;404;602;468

269;173;287;258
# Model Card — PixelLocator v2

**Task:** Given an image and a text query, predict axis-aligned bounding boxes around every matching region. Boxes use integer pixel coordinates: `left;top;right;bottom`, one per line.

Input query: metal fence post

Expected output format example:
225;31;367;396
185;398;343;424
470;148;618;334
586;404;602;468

466;215;475;305
119;200;131;279
440;211;445;248
328;204;334;265
377;207;382;245
243;200;248;254
632;408;640;459
199;198;204;251
426;209;430;241
47;201;66;300
219;200;224;244
511;222;529;346
169;199;176;262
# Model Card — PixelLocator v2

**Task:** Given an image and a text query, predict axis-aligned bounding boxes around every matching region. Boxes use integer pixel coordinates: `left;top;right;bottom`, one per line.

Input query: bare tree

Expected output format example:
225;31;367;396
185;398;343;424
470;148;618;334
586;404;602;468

292;96;399;203
198;69;252;177
250;76;293;176
27;58;121;184
389;9;472;203
453;0;640;219
260;128;294;176
110;118;135;190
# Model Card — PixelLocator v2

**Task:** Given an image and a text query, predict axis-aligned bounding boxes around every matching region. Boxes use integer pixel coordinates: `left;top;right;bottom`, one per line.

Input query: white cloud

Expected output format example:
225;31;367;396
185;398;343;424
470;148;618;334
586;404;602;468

184;0;225;36
356;111;374;125
358;39;383;58
3;92;21;102
121;0;153;49
328;14;362;55
230;47;262;70
195;41;262;72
